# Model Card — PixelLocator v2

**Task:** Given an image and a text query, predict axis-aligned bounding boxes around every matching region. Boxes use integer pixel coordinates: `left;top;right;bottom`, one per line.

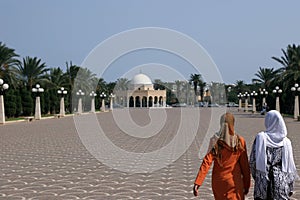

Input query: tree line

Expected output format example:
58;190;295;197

1;42;300;118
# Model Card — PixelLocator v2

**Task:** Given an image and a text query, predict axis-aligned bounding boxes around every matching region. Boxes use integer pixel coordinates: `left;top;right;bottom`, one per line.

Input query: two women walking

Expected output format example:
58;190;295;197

193;110;298;200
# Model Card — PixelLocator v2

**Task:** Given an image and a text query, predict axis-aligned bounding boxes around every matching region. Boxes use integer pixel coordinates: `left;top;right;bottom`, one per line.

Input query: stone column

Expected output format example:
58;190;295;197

60;97;65;116
78;97;83;114
146;96;149;108
101;99;105;112
276;96;280;113
110;97;113;111
245;98;248;112
262;97;266;106
35;96;41;120
91;97;95;113
252;98;256;113
294;95;299;119
0;95;5;124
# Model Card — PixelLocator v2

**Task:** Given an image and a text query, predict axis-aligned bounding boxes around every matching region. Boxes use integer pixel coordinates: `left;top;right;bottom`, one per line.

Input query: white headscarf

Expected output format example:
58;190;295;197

255;110;297;175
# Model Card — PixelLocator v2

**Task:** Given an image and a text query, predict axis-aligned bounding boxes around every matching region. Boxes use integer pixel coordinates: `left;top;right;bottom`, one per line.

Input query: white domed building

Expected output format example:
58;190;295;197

115;73;166;108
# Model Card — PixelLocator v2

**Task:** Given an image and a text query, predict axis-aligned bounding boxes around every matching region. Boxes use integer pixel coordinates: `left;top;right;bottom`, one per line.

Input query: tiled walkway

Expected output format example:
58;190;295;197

0;108;300;199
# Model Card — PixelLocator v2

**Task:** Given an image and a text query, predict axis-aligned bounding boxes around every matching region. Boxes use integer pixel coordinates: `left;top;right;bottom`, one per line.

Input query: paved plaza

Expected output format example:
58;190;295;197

1;108;300;200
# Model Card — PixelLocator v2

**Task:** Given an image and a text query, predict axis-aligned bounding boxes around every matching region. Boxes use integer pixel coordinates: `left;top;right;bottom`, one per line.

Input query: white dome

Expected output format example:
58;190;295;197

131;73;152;85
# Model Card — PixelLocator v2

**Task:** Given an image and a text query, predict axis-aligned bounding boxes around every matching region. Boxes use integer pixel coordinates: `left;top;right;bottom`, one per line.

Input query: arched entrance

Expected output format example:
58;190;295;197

149;96;153;107
135;96;141;107
142;96;147;107
154;96;158;106
129;96;134;107
159;96;163;106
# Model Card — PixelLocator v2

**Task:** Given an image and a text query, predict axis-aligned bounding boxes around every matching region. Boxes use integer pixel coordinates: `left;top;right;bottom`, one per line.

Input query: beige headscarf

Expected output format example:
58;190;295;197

212;113;244;166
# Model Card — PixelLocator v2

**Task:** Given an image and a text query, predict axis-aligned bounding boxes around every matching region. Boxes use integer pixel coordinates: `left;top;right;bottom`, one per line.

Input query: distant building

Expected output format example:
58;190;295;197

115;73;166;108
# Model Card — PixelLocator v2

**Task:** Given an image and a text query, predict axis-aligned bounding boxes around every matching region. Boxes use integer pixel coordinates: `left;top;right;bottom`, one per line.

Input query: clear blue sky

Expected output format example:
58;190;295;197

1;0;300;84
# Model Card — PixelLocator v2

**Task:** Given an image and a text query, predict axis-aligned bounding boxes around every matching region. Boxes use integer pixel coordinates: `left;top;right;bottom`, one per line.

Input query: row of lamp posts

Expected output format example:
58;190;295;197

0;81;115;124
1;82;300;123
237;91;258;112
76;90;115;114
237;84;300;119
238;88;271;113
57;88;116;117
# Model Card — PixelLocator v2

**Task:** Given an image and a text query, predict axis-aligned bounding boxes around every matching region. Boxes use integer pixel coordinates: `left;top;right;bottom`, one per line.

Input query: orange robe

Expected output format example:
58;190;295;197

194;136;251;200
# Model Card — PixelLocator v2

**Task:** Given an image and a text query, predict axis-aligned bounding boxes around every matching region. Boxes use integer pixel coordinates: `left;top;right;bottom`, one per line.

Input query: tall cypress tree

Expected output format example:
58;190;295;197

4;89;16;118
21;88;33;116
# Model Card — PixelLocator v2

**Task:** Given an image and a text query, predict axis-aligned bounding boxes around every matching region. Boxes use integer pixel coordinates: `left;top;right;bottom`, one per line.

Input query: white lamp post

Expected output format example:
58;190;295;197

260;88;268;111
100;92;106;112
250;91;258;113
291;84;300;119
0;79;9;124
90;91;97;113
244;92;250;112
76;90;85;114
32;84;44;120
272;86;282;113
237;93;242;111
57;87;67;117
109;93;115;111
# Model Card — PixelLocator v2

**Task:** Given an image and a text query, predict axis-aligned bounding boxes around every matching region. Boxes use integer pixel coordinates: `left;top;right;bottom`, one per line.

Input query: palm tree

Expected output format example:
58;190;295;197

47;67;67;114
252;67;279;88
153;79;166;90
0;42;20;88
64;61;80;92
198;81;206;102
189;74;204;102
115;78;129;91
189;74;200;96
63;61;80;112
235;80;247;93
14;56;49;90
72;67;98;112
272;44;300;89
175;80;182;101
272;44;300;114
73;67;98;93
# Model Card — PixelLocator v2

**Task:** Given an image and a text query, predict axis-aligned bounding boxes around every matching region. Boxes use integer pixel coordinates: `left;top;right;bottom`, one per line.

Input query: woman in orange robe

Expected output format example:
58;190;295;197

193;113;251;200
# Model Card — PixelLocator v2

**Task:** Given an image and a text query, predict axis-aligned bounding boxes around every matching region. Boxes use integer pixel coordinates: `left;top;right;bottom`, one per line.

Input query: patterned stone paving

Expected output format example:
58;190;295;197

0;108;300;199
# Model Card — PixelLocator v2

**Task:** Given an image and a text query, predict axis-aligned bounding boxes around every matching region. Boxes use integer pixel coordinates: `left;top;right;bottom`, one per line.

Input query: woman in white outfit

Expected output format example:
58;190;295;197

250;110;298;200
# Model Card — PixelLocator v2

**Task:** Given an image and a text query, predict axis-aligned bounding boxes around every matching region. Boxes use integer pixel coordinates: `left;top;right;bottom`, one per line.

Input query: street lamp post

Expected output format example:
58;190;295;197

272;86;282;113
291;84;300;119
57;87;67;117
100;92;107;112
109;93;115;111
237;93;243;111
76;90;85;114
32;84;44;120
90;91;97;113
244;92;250;112
260;88;268;111
250;91;258;113
0;79;9;124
